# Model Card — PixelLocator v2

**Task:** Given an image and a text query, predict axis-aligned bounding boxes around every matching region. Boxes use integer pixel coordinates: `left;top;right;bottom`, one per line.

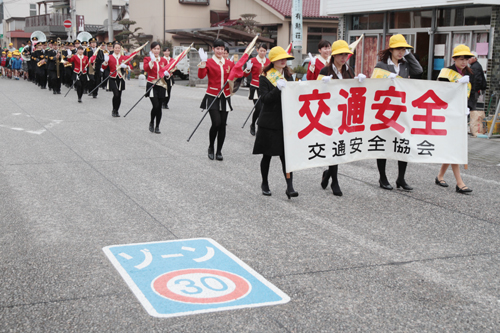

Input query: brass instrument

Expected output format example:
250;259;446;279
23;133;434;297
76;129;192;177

37;59;46;67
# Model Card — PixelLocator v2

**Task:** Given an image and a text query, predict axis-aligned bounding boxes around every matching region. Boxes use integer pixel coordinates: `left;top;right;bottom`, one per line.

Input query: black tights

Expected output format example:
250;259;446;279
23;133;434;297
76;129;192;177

377;159;408;184
150;97;163;127
208;109;228;154
260;154;295;191
112;87;122;111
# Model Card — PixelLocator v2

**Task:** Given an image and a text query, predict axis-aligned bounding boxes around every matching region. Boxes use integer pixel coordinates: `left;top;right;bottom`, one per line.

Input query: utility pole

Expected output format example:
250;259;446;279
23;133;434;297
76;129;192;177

291;0;303;68
71;0;76;40
108;0;114;41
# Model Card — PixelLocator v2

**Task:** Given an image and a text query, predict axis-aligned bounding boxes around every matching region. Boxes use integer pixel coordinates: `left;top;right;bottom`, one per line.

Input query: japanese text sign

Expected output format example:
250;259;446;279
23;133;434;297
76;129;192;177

103;238;290;318
281;79;468;173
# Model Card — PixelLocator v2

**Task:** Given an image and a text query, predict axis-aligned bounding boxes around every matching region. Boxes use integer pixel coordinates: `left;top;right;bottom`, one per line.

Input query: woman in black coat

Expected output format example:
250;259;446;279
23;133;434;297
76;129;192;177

435;44;474;194
253;46;298;199
317;40;366;196
373;34;423;191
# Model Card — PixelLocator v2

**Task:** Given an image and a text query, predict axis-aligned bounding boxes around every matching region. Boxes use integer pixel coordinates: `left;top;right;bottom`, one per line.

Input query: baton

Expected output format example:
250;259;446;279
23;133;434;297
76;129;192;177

241;95;261;128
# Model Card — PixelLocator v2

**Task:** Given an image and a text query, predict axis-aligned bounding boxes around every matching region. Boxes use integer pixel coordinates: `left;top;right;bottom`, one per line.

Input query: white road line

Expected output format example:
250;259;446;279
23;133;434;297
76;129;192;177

119;253;133;260
182;246;196;252
161;254;184;259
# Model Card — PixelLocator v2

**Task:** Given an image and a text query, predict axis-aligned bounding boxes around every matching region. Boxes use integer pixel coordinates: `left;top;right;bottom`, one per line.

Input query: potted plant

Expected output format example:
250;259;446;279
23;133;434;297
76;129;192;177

293;65;307;79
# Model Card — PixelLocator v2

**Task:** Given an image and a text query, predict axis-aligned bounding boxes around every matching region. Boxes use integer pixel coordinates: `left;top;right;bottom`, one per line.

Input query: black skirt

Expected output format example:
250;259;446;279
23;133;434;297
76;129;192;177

252;127;284;156
249;86;260;100
146;82;166;99
72;72;88;82
108;77;126;91
200;93;233;112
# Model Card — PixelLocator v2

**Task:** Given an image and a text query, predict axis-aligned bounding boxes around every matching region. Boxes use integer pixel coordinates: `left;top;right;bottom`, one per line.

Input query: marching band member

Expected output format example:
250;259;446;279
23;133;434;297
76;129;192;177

162;46;175;109
47;41;62;94
143;42;169;133
85;38;99;98
435;44;474;194
33;41;48;89
372;34;422;191
317;40;366;196
306;40;331;81
46;40;55;91
243;43;270;136
22;39;35;82
197;39;234;161
252;46;298;199
89;41;105;98
66;45;89;103
101;41;134;117
103;42;113;91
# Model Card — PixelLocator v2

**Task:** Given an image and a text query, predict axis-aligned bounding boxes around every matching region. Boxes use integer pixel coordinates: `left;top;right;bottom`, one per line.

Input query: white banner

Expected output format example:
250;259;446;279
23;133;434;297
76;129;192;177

281;79;468;173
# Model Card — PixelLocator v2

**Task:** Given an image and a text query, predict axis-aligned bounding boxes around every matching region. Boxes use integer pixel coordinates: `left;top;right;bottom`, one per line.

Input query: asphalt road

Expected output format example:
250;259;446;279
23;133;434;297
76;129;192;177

1;77;500;332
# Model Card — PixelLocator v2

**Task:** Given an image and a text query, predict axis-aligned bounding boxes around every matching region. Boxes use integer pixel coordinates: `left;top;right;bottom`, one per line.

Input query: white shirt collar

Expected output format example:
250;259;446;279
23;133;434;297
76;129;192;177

332;64;348;79
317;55;329;66
257;55;266;66
387;57;405;75
212;55;225;65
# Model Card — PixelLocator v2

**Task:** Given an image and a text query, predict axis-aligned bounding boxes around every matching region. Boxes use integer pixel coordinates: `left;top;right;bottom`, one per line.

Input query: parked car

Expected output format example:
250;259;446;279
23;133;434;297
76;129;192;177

172;46;190;80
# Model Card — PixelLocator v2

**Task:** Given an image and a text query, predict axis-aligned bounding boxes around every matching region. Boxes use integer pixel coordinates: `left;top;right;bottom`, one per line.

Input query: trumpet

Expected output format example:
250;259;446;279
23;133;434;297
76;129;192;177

37;59;46;67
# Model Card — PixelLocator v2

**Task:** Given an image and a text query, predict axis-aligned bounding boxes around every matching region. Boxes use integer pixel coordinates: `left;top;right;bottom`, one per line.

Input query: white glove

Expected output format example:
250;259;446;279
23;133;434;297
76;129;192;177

466;107;470;115
405;49;411;56
389;73;397;80
120;63;128;69
104;54;109;62
198;48;207;62
230;55;234;62
321;75;332;83
100;68;104;72
164;71;170;78
149;51;155;60
67;49;71;56
308;52;316;71
276;79;287;91
457;76;469;83
356;73;366;82
246;60;253;71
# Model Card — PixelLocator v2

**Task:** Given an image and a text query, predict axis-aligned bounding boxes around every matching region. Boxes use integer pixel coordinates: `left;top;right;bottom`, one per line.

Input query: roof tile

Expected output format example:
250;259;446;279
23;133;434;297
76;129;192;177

260;0;334;19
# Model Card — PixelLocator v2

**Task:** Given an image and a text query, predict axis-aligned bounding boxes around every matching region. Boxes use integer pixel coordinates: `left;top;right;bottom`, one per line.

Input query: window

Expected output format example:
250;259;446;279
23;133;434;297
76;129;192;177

437;6;491;27
307;26;337;53
352;13;384;30
30;4;36;16
179;0;209;5
390;10;432;29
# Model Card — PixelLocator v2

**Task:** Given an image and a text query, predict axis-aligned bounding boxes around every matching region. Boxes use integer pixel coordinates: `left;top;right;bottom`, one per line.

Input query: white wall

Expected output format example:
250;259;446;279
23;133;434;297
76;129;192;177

76;0;128;26
321;0;498;15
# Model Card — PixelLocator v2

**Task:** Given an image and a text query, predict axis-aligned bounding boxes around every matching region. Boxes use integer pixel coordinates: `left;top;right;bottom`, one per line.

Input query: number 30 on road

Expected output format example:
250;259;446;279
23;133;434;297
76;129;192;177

152;268;251;304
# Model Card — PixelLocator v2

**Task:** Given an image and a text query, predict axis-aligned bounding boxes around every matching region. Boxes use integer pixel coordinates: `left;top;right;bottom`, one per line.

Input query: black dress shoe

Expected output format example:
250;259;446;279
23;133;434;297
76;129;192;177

155;127;161;134
331;182;343;196
215;152;223;161
53;90;57;95
93;95;97;98
208;147;215;160
149;122;154;133
456;185;473;193
78;99;82;103
435;177;449;187
250;124;256;136
165;104;169;109
261;184;271;196
57;91;61;94
379;180;393;190
321;170;329;189
396;179;413;191
285;189;299;199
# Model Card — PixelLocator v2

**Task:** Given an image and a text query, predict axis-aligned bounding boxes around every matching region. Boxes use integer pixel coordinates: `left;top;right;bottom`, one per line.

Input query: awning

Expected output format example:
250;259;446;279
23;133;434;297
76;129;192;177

165;26;274;45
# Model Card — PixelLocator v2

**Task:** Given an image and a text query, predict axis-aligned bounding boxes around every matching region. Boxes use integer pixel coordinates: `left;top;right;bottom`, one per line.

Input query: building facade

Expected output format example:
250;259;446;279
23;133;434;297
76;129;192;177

321;0;499;110
129;0;338;54
1;0;36;48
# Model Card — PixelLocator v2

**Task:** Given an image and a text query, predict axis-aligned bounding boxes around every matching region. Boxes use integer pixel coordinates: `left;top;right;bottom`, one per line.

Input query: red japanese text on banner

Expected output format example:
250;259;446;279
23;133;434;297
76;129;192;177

281;79;468;173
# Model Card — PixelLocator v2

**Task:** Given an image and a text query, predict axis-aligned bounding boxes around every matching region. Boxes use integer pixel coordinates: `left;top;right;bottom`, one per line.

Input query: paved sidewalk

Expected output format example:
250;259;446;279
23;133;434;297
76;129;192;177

0;78;499;332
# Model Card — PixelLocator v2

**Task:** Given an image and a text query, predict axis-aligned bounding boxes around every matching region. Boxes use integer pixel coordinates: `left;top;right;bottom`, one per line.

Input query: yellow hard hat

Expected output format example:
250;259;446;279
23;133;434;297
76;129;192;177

331;40;353;56
452;44;474;58
389;34;413;49
269;46;294;62
9;43;13;46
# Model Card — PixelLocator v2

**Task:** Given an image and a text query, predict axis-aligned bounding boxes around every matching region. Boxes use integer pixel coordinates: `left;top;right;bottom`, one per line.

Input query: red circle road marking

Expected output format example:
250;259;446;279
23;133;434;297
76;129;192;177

152;269;251;304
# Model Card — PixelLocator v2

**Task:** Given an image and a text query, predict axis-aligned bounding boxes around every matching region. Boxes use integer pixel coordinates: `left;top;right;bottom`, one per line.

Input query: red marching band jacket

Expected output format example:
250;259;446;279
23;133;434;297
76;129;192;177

243;56;270;88
143;56;169;83
198;56;234;98
101;53;134;79
68;54;89;74
306;57;328;81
